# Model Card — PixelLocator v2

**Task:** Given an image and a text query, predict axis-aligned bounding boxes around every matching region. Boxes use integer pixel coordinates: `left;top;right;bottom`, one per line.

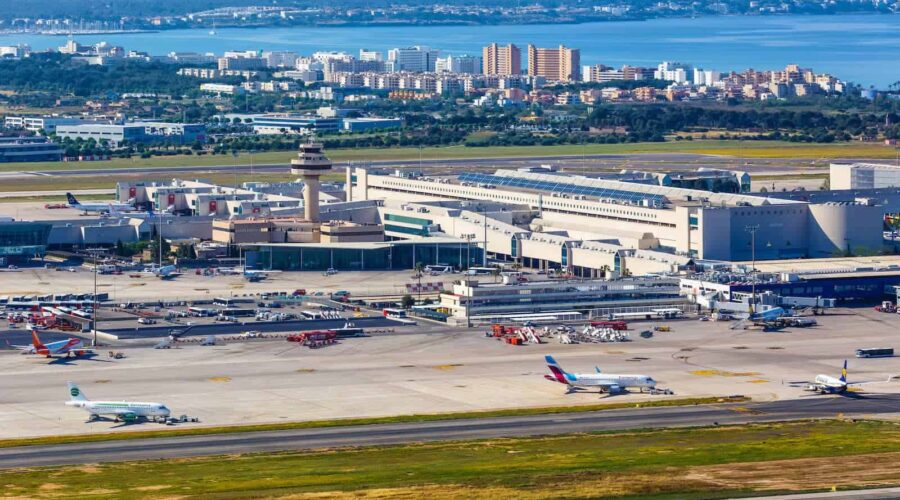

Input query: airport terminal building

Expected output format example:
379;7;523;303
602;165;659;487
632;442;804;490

347;167;885;264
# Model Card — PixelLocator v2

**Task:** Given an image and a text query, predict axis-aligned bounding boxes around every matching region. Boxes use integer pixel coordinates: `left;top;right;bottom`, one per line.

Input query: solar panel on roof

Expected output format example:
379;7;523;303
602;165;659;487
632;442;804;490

458;173;666;206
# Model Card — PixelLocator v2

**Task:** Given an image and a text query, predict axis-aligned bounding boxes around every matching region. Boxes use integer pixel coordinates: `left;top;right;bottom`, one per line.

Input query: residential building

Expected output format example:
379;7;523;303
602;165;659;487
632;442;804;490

199;83;246;95
359;49;382;62
527;44;580;81
482;43;521;76
654;62;692;84
263;51;299;68
435;54;482;74
218;55;266;71
386;46;440;73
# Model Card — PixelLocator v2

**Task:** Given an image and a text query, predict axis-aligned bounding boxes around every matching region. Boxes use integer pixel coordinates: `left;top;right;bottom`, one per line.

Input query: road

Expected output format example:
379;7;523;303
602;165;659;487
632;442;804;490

1;394;897;468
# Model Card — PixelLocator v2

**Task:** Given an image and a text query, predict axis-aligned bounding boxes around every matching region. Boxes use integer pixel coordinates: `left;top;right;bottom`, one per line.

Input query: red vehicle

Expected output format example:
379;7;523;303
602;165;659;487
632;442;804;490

292;289;307;296
590;320;628;330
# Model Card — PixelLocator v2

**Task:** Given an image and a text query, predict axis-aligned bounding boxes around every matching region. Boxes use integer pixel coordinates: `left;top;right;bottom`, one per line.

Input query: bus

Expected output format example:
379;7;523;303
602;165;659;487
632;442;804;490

188;307;215;317
855;347;894;358
301;310;324;320
465;267;496;276
425;264;453;274
383;308;407;318
213;297;237;308
218;308;255;318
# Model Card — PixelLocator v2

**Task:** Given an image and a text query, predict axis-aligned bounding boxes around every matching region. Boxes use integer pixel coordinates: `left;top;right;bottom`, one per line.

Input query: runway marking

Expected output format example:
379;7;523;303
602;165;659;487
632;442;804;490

431;364;463;371
690;370;762;377
296;369;315;373
747;379;770;384
729;406;765;415
208;376;232;382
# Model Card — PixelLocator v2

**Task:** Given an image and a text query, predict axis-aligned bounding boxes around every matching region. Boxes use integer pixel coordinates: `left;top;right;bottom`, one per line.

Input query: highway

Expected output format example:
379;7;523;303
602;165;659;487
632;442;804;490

1;394;897;468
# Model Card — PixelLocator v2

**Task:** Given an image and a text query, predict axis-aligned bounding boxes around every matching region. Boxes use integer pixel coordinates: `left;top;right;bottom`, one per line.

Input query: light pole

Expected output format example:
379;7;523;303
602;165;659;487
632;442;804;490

745;224;759;314
482;209;488;267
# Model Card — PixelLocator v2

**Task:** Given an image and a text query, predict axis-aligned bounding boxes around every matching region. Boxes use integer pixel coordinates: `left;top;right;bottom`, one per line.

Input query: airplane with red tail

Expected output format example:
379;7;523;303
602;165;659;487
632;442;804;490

11;330;96;358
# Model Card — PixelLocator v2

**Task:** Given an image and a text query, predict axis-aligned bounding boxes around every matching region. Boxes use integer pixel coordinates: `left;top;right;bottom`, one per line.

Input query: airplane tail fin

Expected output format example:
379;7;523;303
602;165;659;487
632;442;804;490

31;330;45;349
66;192;79;206
67;382;88;402
545;355;572;384
840;360;848;383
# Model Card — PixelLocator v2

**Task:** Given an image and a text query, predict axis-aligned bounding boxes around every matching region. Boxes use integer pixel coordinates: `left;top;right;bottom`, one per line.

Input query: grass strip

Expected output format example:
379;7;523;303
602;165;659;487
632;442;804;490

2;419;900;499
0;396;745;449
0;140;895;173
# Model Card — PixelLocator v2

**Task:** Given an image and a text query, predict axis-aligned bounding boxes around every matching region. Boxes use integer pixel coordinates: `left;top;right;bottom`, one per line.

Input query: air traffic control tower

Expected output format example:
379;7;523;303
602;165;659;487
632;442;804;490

290;140;332;223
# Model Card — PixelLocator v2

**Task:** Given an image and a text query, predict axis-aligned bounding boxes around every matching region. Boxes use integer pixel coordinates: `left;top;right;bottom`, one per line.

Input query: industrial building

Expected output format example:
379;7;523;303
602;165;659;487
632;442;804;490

55;122;206;146
0;137;63;163
830;162;900;190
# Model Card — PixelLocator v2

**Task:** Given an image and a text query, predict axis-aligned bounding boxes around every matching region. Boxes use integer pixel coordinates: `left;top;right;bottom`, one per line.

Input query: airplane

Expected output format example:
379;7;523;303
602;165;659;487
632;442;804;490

543;355;658;394
65;382;171;423
730;307;787;331
156;265;183;280
66;193;134;215
243;269;280;282
792;360;887;396
12;330;95;358
108;202;173;219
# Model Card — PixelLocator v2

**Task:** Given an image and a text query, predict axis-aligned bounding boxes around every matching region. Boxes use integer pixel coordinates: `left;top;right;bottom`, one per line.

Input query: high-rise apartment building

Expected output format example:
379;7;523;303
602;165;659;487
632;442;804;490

435;54;482;74
527;45;580;81
386;46;440;73
482;43;521;76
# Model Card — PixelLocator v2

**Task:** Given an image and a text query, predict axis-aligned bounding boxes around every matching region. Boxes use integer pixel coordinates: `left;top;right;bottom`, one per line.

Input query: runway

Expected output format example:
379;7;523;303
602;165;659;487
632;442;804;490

1;394;897;468
32;152;825;178
35;154;703;177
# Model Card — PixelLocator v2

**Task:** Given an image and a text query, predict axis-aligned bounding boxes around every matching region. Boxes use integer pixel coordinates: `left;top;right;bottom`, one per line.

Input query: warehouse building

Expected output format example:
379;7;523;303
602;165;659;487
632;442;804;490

55;122;206;146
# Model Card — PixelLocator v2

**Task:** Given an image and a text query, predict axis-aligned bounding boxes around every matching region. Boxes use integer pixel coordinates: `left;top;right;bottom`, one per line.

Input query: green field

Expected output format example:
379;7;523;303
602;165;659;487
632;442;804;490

4;420;900;499
0;140;897;174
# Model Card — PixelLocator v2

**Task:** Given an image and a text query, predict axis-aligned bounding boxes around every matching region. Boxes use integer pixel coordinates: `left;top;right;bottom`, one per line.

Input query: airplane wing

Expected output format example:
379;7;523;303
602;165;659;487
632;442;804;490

848;377;894;386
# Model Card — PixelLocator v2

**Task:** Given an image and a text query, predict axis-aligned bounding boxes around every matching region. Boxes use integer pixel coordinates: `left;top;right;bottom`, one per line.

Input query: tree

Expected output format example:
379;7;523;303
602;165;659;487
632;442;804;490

400;294;415;310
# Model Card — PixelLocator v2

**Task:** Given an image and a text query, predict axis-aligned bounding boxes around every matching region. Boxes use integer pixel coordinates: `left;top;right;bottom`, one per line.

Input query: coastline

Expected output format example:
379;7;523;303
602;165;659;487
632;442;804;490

0;11;895;34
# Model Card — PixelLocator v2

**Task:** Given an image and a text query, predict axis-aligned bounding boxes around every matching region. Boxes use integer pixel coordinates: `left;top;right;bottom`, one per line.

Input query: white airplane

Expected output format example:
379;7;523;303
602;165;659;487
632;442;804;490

156;265;182;280
244;269;280;282
12;330;95;359
66;193;134;215
544;355;658;394
795;360;886;395
66;382;171;423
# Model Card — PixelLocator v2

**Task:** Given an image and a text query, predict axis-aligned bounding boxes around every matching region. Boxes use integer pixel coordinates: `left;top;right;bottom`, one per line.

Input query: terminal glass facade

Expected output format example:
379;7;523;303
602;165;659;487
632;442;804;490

0;222;52;260
246;241;483;271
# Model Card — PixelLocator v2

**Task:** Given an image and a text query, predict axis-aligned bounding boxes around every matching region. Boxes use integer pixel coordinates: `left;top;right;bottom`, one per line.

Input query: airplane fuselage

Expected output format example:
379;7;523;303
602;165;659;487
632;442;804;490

811;374;847;393
546;372;656;391
67;400;170;418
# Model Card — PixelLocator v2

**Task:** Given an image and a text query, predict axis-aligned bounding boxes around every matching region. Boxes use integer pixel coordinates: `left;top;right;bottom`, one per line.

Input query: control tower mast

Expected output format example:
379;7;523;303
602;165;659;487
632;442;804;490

290;139;332;223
